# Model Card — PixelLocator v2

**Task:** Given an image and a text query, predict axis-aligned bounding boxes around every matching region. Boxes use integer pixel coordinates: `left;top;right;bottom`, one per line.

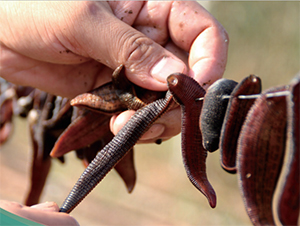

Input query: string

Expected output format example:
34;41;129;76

195;90;290;101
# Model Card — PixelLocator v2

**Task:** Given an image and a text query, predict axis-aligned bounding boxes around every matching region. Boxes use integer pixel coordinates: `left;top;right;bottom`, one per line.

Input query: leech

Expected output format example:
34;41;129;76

167;73;216;208
219;75;261;174
276;75;299;225
237;85;288;225
200;79;238;152
59;91;174;213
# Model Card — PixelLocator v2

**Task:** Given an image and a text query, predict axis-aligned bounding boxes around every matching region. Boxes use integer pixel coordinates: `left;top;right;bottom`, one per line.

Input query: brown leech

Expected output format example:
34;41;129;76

0;87;14;144
70;82;126;114
59;91;174;213
26;92;72;205
167;73;216;208
52;65;145;157
52;64;166;199
51;110;111;157
70;65;161;113
276;75;299;225
113;148;136;193
237;85;288;225
219;75;261;173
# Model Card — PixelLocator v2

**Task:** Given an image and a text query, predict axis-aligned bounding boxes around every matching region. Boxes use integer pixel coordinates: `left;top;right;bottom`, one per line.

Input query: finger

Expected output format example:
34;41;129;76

108;1;145;25
110;107;181;143
0;44;111;98
0;200;79;226
30;202;59;212
110;111;166;142
133;1;172;45
0;2;90;65
164;41;189;67
57;2;187;91
1;1;187;92
168;1;229;89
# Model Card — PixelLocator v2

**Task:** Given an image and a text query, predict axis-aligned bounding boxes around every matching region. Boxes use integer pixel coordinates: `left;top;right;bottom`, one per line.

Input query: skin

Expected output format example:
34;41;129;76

0;1;228;223
0;200;79;226
0;1;228;142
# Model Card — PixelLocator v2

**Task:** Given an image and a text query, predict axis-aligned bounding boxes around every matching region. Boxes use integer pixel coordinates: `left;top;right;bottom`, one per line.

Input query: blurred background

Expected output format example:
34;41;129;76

0;1;299;225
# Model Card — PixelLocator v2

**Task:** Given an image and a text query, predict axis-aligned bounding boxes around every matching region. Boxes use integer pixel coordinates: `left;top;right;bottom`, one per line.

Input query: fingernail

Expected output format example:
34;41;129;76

151;56;186;83
31;202;59;211
140;124;165;141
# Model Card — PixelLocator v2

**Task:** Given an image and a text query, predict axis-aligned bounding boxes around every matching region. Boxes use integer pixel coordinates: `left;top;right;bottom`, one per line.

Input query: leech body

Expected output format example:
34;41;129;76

276;75;299;225
167;73;216;208
59;91;174;213
237;85;288;225
200;79;238;152
51;110;111;157
70;82;125;114
220;75;261;173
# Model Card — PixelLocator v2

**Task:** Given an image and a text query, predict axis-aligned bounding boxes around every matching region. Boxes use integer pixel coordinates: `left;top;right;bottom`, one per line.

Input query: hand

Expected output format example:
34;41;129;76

0;1;228;142
0;200;79;226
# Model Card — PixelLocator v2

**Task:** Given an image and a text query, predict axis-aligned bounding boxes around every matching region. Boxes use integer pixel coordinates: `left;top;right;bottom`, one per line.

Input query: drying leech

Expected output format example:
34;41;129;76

200;78;238;152
167;73;216;208
51;110;112;156
219;75;261;173
276;74;299;226
237;85;288;226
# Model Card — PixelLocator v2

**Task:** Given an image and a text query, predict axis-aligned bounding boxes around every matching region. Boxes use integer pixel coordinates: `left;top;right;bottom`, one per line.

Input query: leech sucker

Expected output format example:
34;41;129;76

59;91;174;213
200;79;238;152
167;73;216;208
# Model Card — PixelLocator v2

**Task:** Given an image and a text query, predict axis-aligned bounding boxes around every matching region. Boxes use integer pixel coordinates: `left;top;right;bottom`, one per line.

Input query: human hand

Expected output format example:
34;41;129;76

0;200;79;226
0;1;228;143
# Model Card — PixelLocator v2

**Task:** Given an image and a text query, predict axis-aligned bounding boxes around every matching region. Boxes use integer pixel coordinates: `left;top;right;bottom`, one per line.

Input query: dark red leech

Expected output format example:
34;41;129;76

276;75;299;225
50;110;111;157
237;85;287;226
26;109;51;206
0;87;14;144
220;75;261;173
200;79;238;152
114;148;136;193
167;73;216;208
26;93;72;205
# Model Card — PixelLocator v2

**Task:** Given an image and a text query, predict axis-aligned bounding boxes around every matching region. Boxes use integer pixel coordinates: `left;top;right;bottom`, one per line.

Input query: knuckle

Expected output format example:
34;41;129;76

124;35;156;66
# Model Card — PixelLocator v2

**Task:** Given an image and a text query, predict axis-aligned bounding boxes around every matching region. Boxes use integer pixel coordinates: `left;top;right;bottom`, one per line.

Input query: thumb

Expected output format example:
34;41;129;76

68;2;187;91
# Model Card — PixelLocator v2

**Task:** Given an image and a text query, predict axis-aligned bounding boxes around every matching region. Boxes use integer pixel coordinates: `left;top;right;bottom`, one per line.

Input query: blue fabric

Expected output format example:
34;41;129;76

0;208;43;226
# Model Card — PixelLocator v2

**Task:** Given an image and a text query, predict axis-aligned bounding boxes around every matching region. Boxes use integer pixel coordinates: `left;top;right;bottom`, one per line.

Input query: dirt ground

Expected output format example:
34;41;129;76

0;1;299;226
